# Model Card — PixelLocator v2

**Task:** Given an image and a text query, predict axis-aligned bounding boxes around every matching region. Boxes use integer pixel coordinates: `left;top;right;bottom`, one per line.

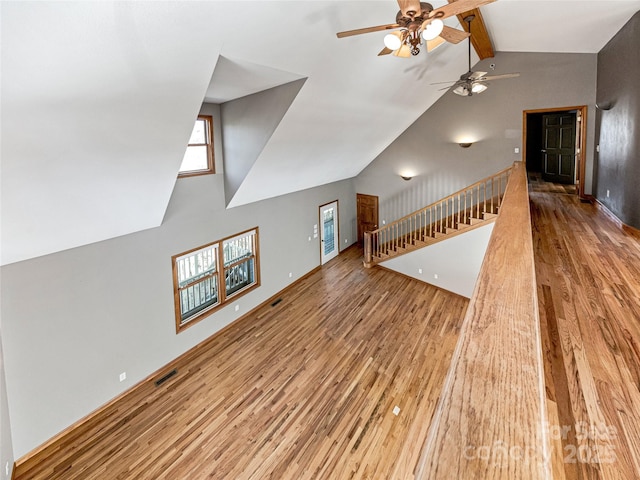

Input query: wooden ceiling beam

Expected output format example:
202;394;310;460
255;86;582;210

447;2;495;60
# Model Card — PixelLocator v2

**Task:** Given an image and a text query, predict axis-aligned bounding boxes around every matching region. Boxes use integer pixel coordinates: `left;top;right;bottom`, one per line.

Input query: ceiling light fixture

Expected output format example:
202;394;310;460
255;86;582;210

471;82;487;94
379;4;447;57
453;85;470;96
459;142;473;148
401;175;413;181
422;18;444;41
384;31;403;50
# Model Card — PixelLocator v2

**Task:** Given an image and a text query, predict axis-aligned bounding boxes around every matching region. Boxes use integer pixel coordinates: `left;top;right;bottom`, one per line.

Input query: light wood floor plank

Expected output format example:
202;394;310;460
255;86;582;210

530;183;640;480
14;248;468;479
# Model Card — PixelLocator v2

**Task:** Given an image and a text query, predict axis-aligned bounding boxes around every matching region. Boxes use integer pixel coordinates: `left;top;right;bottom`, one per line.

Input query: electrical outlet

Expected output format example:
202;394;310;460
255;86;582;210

418;268;423;274
344;238;348;244
607;189;610;198
434;273;439;279
235;304;240;312
308;236;311;241
382;220;386;225
289;272;292;278
514;147;520;154
119;372;126;382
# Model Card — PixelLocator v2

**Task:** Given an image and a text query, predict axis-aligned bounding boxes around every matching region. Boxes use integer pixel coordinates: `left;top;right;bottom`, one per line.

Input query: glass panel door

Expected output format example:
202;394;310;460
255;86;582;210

320;201;339;264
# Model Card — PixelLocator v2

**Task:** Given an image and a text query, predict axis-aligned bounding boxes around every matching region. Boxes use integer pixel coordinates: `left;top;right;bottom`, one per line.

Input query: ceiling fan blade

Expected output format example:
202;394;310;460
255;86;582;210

481;73;521;81
397;0;423;17
469;71;488;80
430;79;459;85
336;23;400;38
438;25;470;44
393;44;412;58
378;47;394;56
432;0;497;20
436;79;465;90
427;36;446;52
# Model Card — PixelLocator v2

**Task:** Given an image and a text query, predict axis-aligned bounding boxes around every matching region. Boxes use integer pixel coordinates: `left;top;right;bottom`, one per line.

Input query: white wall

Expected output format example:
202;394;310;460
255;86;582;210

381;223;494;298
0;104;357;459
354;51;597;224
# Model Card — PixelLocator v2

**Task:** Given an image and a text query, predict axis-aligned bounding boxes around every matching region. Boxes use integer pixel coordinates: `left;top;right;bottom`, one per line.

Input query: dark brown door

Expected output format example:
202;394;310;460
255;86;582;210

542;113;576;184
356;194;378;244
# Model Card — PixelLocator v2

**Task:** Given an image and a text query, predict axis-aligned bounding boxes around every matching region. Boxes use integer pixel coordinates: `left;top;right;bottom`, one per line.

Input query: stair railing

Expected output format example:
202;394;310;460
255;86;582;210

364;165;513;267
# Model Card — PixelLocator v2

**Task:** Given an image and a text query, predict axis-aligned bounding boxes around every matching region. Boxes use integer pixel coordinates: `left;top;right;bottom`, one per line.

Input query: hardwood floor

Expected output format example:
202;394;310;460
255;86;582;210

16;248;469;479
528;171;577;195
530;183;640;479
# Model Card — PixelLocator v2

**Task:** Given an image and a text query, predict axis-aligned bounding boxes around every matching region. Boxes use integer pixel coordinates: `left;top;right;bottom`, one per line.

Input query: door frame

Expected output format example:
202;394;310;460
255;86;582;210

319;200;340;264
522;105;588;198
356;193;379;244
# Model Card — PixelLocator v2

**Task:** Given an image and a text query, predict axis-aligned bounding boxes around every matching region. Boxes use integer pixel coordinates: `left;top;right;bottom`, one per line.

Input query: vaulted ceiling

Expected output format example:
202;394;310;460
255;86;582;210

2;0;639;265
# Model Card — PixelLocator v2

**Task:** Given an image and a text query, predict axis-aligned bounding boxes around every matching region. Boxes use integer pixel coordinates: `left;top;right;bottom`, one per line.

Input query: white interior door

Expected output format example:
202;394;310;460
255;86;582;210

320;201;339;264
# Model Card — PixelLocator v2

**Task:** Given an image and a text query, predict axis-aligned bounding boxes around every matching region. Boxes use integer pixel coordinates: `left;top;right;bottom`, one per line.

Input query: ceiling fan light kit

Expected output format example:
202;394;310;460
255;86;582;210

336;0;499;58
432;13;520;97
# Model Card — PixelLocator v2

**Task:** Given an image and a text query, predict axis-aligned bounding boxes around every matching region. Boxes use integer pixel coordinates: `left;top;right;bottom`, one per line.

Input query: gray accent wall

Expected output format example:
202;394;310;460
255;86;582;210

594;11;640;229
1;104;356;458
354;52;597;224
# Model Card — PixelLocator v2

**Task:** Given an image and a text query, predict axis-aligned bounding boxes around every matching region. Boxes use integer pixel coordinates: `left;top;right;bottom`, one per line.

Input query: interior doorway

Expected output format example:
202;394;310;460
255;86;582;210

523;105;588;198
319;200;339;264
356;194;379;245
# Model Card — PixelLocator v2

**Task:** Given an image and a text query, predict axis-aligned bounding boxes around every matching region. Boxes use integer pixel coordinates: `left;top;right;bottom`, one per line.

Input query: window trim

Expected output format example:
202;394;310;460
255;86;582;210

178;114;215;177
171;227;260;333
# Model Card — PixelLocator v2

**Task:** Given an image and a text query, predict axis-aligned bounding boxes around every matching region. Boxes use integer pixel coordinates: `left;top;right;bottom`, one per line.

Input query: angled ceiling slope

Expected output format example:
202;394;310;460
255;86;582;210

1;1;225;265
7;2;635;265
209;57;307;206
206;56;307;103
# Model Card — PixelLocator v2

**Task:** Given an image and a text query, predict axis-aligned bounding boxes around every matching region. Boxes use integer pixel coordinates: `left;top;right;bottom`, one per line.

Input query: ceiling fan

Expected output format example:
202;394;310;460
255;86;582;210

433;14;520;95
336;0;497;57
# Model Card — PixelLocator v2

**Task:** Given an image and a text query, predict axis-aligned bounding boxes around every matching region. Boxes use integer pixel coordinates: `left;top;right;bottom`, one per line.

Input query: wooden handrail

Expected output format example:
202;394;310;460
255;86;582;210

382;165;512;228
415;161;551;479
363;165;512;266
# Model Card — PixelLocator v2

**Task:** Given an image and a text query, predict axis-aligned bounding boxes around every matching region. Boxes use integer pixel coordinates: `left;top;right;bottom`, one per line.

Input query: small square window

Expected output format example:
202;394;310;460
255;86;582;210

178;115;214;177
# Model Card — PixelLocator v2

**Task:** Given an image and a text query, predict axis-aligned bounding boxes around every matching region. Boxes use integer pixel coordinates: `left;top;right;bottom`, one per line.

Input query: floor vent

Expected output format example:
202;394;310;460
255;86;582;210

155;369;178;387
271;298;283;307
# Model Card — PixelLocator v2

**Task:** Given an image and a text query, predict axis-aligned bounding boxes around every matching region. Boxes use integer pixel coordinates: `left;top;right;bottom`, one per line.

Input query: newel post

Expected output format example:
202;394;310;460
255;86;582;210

363;231;374;268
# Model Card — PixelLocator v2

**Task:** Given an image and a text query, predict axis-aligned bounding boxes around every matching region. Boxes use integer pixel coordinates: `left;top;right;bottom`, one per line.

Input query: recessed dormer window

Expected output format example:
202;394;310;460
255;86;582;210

178;115;214;177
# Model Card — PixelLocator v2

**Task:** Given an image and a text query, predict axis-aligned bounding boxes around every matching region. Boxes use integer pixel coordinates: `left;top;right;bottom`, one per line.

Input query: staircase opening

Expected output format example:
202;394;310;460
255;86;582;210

363;166;513;268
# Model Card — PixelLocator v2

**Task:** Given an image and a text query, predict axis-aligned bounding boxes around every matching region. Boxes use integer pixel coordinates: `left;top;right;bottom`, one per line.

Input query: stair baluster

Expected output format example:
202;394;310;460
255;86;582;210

363;165;513;268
